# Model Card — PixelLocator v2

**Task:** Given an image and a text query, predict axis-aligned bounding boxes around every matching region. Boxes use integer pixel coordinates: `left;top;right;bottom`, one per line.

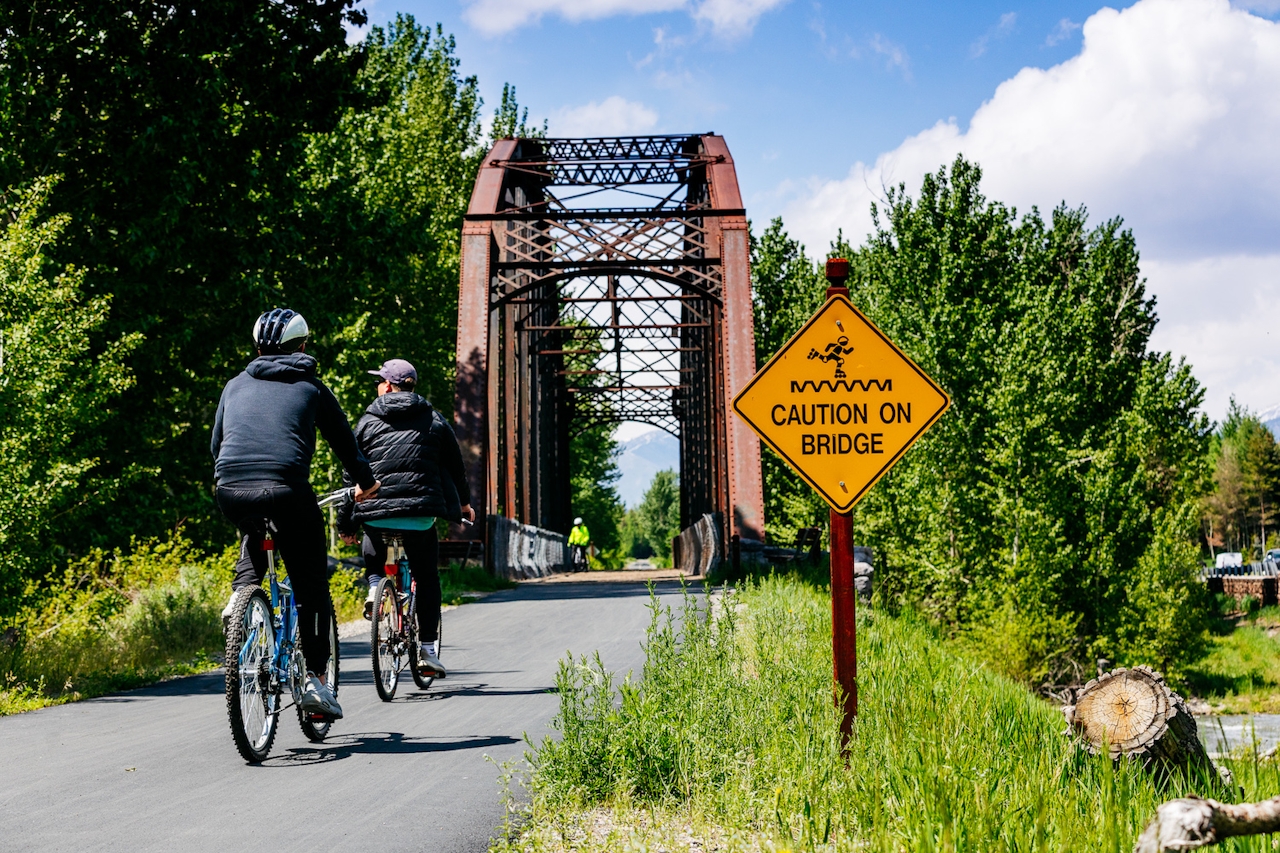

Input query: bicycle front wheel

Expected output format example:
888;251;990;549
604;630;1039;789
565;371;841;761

299;607;339;742
224;587;279;763
370;578;402;701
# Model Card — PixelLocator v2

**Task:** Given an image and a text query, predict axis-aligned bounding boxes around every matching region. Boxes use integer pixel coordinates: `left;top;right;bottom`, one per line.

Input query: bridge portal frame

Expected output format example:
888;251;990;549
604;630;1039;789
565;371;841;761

453;134;764;555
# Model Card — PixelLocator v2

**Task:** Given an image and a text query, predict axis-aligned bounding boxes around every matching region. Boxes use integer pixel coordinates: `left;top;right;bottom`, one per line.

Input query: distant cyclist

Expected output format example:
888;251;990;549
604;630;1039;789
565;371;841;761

211;308;380;720
337;358;474;679
569;517;589;572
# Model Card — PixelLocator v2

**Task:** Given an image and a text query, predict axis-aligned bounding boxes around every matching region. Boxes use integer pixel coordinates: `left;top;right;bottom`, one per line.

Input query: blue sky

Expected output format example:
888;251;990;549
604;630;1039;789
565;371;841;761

358;0;1280;428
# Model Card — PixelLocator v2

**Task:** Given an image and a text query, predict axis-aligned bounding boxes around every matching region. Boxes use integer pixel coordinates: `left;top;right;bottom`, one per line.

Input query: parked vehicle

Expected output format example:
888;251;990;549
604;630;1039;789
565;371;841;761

1216;552;1244;569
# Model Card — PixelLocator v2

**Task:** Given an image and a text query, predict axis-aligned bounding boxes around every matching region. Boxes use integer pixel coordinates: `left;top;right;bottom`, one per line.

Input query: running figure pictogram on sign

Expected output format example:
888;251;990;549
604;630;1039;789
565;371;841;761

807;336;856;379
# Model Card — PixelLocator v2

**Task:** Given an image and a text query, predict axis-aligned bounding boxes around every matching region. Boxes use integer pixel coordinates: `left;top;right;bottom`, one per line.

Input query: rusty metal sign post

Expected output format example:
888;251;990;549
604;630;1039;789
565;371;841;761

732;258;950;747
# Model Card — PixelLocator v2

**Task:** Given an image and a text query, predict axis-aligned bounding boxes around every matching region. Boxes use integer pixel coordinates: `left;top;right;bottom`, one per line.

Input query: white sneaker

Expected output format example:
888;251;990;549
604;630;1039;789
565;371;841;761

300;674;343;719
417;646;446;678
220;592;236;631
363;583;379;620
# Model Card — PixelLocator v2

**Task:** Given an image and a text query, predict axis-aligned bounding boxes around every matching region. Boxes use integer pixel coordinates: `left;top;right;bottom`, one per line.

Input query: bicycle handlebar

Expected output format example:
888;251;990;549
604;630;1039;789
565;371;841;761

320;487;475;528
317;488;353;508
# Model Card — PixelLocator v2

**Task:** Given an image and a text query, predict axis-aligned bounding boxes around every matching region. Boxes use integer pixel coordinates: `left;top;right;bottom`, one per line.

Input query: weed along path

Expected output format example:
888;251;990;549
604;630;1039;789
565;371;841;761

0;574;694;853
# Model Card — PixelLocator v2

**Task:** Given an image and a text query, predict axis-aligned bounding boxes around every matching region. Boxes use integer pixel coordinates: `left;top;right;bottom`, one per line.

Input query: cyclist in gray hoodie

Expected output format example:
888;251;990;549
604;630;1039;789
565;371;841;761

211;308;380;718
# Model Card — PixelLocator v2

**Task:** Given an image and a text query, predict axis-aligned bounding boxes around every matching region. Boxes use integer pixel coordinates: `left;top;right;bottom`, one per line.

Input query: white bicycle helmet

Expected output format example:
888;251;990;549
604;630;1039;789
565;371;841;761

253;308;309;354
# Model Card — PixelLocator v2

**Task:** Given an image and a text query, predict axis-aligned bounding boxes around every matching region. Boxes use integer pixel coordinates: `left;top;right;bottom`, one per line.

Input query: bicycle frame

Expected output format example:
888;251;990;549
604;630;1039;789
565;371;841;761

238;523;305;708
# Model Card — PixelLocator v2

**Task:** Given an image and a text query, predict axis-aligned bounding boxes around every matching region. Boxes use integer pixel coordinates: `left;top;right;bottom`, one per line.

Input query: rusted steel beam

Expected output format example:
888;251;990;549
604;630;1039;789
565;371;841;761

702;135;765;542
455;139;518;540
466;208;744;221
455;132;766;559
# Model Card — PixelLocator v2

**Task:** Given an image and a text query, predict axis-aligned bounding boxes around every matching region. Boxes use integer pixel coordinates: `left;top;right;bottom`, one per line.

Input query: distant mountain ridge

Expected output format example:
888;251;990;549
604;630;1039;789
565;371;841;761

615;428;679;508
1259;402;1280;438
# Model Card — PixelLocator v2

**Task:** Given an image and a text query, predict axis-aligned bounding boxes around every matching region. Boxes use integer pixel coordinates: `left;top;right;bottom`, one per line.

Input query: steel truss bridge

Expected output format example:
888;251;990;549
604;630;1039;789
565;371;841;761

453;134;764;559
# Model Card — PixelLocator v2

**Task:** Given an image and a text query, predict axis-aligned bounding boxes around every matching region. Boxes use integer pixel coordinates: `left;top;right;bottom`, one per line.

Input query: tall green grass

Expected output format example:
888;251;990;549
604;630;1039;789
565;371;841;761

2;533;509;714
0;534;235;714
517;576;1280;851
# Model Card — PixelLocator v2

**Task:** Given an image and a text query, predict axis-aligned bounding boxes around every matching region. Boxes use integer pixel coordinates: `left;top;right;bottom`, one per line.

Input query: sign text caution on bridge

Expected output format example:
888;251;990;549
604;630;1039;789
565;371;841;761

732;293;950;513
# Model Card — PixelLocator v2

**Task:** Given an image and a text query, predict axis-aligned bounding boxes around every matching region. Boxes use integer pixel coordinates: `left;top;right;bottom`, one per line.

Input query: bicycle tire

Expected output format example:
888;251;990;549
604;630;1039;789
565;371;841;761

409;603;442;690
224;587;279;764
298;607;339;742
371;578;401;701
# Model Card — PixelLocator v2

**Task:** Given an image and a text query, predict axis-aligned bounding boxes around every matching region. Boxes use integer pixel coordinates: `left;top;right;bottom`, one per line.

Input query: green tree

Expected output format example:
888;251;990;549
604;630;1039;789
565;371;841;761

825;157;1211;682
570;427;624;563
634;470;681;561
0;0;367;554
560;324;624;562
1204;401;1280;557
750;218;829;542
296;16;486;495
0;181;141;610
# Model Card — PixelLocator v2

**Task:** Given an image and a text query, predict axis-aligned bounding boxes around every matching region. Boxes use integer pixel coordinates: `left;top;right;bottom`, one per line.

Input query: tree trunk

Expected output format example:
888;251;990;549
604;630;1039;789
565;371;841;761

1135;796;1280;852
1063;666;1229;788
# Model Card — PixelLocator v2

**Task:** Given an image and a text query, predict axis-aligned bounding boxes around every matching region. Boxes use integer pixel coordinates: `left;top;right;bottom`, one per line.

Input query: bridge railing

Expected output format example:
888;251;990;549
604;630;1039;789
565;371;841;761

487;515;569;580
673;513;723;577
1201;560;1280;578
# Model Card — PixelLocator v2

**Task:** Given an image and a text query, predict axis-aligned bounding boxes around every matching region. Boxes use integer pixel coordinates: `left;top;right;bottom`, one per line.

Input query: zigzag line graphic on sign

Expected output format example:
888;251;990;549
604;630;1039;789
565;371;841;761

789;379;893;393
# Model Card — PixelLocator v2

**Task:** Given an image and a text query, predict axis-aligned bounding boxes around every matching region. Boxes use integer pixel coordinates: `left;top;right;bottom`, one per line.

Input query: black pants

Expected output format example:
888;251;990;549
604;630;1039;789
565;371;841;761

216;483;334;673
363;527;440;642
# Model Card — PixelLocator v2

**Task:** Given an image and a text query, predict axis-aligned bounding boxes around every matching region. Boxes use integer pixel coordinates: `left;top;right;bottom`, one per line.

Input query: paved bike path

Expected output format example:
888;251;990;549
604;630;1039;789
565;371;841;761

0;577;692;852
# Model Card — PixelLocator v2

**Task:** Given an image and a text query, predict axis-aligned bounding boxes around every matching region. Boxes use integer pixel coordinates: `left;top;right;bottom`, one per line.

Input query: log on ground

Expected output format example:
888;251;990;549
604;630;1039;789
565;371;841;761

1135;795;1280;852
1063;665;1228;788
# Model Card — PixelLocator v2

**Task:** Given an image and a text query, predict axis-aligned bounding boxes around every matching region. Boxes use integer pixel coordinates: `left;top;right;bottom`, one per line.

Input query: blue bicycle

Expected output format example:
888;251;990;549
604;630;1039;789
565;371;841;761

223;516;340;764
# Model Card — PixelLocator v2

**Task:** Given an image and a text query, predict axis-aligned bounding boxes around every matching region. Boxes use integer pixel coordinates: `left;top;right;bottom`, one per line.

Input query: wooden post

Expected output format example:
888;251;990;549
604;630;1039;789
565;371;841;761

830;507;857;748
823;258;857;749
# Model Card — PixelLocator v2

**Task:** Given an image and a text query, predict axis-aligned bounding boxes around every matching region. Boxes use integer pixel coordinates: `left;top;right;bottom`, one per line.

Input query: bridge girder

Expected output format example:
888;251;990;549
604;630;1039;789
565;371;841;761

454;134;764;549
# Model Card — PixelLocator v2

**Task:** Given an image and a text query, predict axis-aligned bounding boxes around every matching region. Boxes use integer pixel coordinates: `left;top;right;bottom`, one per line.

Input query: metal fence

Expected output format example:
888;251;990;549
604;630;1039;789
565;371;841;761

1201;560;1280;579
673;512;723;577
488;515;569;580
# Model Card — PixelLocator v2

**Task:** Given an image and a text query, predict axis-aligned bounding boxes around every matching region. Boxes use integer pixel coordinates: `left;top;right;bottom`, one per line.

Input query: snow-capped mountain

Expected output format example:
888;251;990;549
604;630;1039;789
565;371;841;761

614;428;679;508
1258;403;1280;438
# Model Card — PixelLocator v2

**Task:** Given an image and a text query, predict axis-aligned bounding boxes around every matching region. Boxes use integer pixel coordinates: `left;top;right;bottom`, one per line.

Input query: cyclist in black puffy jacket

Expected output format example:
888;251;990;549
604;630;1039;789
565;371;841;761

337;358;474;678
212;308;381;719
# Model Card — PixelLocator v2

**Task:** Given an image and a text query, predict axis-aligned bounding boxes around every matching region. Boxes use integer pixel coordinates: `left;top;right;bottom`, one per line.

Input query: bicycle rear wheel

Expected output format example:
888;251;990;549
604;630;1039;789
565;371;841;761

370;578;402;701
224;587;279;763
298;607;339;741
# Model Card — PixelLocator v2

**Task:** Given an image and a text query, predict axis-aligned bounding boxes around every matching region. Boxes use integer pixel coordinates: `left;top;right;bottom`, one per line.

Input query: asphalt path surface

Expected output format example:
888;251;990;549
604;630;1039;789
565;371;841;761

0;576;692;852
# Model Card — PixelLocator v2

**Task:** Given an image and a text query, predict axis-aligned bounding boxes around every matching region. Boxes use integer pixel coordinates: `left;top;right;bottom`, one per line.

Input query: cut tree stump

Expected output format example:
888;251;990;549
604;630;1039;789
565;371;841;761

1063;666;1229;788
1135;796;1280;852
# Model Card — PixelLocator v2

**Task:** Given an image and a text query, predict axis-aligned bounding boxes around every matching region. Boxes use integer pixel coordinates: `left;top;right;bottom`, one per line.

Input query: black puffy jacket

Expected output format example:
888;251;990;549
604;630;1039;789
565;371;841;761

337;392;472;531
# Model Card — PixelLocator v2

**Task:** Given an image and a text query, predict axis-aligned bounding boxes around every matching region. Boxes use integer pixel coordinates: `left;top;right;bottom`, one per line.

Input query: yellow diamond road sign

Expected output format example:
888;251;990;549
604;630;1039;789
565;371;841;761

733;294;950;512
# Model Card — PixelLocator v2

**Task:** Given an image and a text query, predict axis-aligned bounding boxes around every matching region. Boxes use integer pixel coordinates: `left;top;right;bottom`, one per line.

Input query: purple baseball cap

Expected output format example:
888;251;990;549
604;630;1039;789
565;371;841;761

368;358;418;386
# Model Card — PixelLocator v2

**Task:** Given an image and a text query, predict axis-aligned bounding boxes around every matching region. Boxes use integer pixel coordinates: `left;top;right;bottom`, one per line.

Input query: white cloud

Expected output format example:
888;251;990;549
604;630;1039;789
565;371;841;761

970;11;1017;58
551;96;660;136
692;0;791;38
461;0;786;37
782;0;1280;419
463;0;685;36
1045;17;1082;46
1145;254;1280;417
868;33;911;77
